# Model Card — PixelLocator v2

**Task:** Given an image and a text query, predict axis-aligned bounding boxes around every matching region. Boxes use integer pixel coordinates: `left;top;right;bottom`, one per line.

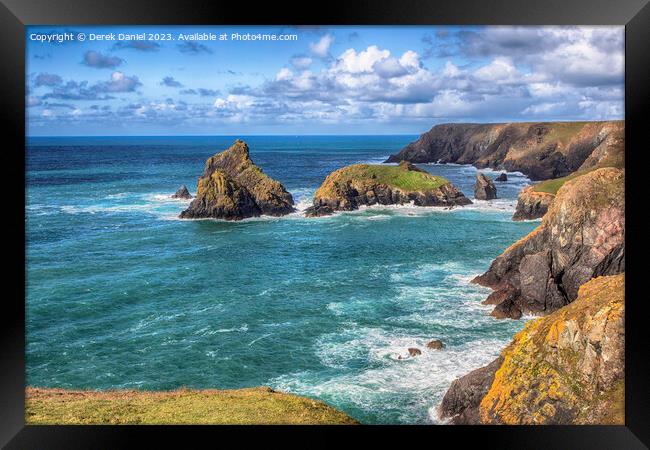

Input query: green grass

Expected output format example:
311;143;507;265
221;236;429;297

26;387;358;425
532;170;590;195
336;164;449;192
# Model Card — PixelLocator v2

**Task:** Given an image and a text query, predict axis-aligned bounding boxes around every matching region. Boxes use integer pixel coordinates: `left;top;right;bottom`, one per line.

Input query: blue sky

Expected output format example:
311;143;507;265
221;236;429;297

26;25;624;136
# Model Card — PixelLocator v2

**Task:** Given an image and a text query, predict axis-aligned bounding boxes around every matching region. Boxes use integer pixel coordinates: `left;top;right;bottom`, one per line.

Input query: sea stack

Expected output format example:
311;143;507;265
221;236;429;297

495;173;508;182
305;161;471;217
474;173;497;200
171;185;192;199
180;140;295;220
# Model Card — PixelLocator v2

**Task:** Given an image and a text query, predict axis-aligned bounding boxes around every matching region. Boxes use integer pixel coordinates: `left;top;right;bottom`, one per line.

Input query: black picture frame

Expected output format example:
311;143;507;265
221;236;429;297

2;0;648;447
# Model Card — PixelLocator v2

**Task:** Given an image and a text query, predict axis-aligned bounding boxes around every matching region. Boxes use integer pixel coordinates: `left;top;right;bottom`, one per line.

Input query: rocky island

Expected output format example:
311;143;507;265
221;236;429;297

180;140;295;220
385;121;624;181
305;161;471;217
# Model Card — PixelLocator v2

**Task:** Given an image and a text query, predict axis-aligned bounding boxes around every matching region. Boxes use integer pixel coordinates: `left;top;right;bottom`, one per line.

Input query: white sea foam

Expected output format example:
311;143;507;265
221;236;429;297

271;325;518;424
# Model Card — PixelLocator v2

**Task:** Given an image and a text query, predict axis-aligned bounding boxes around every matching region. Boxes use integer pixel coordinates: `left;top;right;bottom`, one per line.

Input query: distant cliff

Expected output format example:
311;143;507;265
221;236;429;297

385;121;624;181
441;274;624;425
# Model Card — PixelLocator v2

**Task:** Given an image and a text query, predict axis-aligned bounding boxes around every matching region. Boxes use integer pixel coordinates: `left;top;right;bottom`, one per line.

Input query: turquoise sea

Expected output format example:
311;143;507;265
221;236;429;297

26;135;537;424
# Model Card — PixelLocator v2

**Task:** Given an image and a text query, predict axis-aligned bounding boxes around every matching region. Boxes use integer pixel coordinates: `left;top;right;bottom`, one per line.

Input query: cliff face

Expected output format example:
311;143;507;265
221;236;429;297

180;140;294;220
305;161;471;217
385;121;624;181
442;274;624;425
512;187;554;221
473;168;624;319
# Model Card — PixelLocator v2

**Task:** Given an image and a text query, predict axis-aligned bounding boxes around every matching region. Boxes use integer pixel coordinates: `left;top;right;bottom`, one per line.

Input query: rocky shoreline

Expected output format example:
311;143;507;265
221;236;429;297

169;125;625;425
439;166;625;425
441;274;624;425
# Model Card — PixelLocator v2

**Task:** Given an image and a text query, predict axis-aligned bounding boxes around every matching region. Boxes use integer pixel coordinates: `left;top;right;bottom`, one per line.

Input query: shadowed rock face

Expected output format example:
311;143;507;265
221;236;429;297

385;121;624;181
474;173;497;200
180;140;294;220
512;187;554;221
440;357;503;424
473;168;624;319
441;274;624;425
305;161;471;217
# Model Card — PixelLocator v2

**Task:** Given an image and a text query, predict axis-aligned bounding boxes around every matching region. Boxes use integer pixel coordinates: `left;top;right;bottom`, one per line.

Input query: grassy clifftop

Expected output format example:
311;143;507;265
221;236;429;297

26;387;358;425
314;162;449;200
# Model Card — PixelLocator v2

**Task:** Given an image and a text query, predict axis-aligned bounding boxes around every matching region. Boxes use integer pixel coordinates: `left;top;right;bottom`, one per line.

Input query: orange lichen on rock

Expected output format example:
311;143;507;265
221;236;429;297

478;274;624;425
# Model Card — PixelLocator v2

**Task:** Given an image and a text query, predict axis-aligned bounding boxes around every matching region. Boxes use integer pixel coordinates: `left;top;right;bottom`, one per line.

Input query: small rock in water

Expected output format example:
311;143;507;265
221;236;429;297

172;185;192;199
495;172;508;182
408;348;422;357
426;340;445;350
474;173;497;200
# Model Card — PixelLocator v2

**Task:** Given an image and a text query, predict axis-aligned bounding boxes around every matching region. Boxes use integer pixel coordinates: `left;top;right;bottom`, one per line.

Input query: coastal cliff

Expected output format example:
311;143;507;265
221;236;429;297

385;121;624;181
473;167;624;319
512;187;554;221
180;140;294;220
441;274;624;425
305;161;471;217
26;387;357;425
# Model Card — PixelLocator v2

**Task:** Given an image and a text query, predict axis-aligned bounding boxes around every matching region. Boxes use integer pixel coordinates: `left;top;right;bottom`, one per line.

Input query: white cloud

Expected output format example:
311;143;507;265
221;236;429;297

309;34;334;58
290;56;313;70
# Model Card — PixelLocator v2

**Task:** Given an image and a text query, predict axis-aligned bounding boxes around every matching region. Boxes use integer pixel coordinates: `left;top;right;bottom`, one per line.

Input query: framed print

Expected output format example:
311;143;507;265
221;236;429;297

1;0;648;447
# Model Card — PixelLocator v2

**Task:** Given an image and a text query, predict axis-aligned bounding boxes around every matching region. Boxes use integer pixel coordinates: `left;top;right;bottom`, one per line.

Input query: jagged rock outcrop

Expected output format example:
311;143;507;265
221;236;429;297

474;173;497;200
512;186;554;220
385;121;624;181
442;274;624;425
495;173;508;182
440;356;503;424
171;185;192;199
180;140;294;220
473;168;624;319
305;161;471;217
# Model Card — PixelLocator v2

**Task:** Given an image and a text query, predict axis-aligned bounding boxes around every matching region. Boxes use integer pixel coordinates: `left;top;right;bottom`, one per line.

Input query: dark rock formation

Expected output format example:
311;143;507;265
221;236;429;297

408;348;422;357
180;140;294;220
305;162;471;217
385;121;624;181
171;185;192;199
440;357;503;424
495;172;508;182
512;186;554;221
474;173;497;200
473;168;624;319
426;340;445;350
